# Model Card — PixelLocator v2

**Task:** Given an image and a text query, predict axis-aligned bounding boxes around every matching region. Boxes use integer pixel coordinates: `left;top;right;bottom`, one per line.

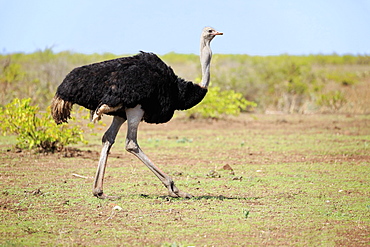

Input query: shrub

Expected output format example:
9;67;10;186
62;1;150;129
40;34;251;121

0;60;25;106
316;91;347;112
325;72;358;86
0;98;85;152
186;86;256;119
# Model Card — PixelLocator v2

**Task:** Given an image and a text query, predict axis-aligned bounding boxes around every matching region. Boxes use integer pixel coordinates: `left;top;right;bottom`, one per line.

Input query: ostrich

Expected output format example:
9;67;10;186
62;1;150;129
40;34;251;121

51;27;223;199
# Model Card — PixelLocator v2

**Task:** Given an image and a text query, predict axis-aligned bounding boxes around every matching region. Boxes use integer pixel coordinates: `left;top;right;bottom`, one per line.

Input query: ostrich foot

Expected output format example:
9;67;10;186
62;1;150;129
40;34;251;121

167;181;193;199
92;113;102;123
92;104;123;123
93;189;120;200
171;190;193;199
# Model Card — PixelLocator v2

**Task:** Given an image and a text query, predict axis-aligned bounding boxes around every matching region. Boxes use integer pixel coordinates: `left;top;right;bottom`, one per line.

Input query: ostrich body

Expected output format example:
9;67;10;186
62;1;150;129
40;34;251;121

51;27;222;199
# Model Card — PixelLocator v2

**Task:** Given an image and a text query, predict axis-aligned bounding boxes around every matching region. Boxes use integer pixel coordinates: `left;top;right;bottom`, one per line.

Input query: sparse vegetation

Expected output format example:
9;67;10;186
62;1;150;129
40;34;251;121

1;51;369;113
0;114;369;246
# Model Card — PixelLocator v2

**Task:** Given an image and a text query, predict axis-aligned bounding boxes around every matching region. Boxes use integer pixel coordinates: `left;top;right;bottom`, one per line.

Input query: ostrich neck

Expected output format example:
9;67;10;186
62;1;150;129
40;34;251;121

200;39;212;88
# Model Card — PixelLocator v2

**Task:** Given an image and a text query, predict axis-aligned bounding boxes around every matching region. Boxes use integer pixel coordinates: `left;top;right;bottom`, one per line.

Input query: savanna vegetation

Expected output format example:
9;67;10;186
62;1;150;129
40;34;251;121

1;50;369;114
0;50;369;246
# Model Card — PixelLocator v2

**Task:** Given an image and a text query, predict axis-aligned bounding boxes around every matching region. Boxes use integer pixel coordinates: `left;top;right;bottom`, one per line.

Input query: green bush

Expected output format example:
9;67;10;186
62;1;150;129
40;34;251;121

316;91;347;112
186;86;256;119
0;98;86;152
325;72;358;86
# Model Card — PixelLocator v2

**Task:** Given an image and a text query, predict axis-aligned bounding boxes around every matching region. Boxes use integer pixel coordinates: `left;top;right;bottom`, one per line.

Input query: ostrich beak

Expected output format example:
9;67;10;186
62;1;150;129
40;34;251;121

214;31;223;35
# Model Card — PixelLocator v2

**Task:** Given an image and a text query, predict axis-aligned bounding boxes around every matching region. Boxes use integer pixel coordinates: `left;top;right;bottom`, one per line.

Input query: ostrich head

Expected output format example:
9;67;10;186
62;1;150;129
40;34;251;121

200;27;223;88
202;27;224;43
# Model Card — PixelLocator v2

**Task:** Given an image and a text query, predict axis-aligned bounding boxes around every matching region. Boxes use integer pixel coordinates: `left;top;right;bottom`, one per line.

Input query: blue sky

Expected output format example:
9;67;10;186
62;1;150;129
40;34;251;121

1;0;370;55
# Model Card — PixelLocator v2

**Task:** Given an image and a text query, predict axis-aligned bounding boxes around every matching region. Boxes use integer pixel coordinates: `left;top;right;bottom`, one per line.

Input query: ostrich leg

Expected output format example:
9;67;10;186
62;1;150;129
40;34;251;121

93;116;126;199
125;105;192;198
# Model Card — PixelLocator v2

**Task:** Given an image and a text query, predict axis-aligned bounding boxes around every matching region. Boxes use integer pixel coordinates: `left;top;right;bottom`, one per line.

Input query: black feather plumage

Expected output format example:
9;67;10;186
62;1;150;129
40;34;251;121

54;52;207;124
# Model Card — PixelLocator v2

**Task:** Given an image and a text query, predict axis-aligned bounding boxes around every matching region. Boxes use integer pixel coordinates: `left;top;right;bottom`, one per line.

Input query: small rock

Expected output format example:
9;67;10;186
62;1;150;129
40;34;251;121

113;205;122;211
222;164;233;171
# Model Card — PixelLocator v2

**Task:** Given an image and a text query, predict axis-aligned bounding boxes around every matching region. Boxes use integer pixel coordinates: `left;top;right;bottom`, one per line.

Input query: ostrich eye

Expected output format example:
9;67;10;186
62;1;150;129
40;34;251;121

208;29;213;33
